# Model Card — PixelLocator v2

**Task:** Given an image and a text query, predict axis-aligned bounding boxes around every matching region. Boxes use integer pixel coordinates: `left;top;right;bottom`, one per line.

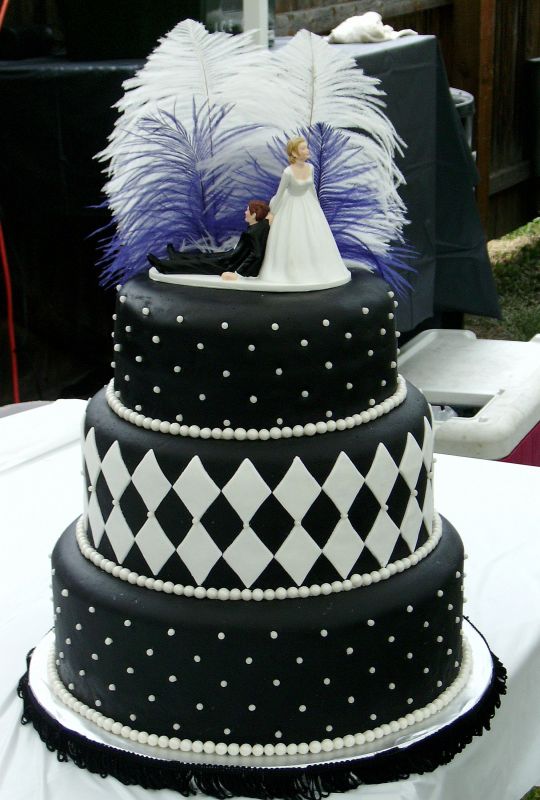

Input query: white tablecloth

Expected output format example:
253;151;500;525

1;400;539;800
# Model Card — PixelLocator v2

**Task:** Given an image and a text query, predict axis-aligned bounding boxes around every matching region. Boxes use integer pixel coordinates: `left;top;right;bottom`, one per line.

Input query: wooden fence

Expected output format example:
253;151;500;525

276;0;540;238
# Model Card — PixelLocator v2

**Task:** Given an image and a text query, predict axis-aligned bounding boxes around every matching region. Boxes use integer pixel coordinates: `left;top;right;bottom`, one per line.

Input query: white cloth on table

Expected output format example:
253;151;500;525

258;165;350;286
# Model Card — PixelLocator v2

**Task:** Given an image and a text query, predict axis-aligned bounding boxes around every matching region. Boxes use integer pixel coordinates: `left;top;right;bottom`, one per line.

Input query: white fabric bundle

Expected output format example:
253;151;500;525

328;12;417;44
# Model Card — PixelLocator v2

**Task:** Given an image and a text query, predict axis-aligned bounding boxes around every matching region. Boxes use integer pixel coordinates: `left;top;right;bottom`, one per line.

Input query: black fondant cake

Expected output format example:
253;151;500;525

45;269;470;755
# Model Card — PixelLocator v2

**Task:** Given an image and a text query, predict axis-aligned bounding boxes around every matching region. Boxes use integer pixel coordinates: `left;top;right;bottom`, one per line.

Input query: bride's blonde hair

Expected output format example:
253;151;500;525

287;136;306;164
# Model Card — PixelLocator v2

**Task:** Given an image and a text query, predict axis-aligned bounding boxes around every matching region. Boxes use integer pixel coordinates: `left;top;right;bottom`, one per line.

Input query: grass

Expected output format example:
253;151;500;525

521;789;540;800
464;218;540;341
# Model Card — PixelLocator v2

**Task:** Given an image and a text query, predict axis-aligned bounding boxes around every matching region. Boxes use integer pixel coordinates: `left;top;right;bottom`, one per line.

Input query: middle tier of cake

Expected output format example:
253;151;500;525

83;382;434;591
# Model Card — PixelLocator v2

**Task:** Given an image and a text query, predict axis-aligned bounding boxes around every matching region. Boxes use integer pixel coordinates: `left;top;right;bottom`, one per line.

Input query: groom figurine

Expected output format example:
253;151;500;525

147;200;271;279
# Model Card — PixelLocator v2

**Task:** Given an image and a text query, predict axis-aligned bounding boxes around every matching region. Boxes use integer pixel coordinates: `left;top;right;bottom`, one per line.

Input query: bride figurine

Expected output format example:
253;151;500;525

258;137;350;287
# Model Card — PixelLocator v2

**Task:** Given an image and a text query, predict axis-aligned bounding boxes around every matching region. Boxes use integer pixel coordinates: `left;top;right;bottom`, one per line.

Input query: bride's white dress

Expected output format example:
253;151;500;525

258;164;350;287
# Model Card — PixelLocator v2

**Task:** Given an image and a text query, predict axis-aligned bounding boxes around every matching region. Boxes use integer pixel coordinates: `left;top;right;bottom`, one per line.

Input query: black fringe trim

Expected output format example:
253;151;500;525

18;644;506;800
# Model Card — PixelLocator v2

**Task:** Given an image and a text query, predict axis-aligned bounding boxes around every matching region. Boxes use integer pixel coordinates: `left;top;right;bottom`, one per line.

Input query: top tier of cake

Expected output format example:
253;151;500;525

112;271;398;431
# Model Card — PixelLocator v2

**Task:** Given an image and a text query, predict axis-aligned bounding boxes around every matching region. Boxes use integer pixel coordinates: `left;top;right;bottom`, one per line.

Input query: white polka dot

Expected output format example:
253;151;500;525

197;343;204;350
275;730;282;738
345;332;352;339
322;319;330;326
346;382;353;390
248;704;256;711
369;666;376;674
142;307;149;315
271;323;279;331
95;699;101;706
91;654;98;660
270;631;278;639
273;679;280;686
299;705;306;712
176;414;183;422
173;723;180;730
196;703;204;710
246;657;253;664
346;647;354;655
326;410;333;418
221;680;228;687
367;619;375;627
153;386;161;394
275;368;283;375
127;667;134;674
148;695;156;702
301;390;309;398
320;629;328;637
146;649;153;656
221;322;228;329
362;307;369;315
248;344;255;351
224;728;231;735
323;678;331;685
222;370;230;378
194;655;201;662
167;628;175;636
296;657;303;664
152;335;160;343
300;339;308;347
199;394;206;401
326;725;333;732
325;361;333;369
250;396;257;403
218;632;225;640
348;696;355;704
109;684;116;691
169;675;177;682
406;605;413;612
173;365;181;373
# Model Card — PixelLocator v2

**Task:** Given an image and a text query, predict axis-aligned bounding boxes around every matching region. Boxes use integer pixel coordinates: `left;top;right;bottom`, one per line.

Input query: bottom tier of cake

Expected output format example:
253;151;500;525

51;516;465;753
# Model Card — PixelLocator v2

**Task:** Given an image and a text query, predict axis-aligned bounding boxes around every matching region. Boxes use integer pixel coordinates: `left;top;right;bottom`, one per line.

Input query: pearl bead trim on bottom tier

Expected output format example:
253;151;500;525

105;377;407;440
76;513;442;601
48;633;471;757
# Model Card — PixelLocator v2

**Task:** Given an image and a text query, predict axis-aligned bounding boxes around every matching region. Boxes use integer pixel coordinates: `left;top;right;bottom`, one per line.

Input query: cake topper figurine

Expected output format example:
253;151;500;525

147;200;270;279
257;136;350;286
97;20;414;293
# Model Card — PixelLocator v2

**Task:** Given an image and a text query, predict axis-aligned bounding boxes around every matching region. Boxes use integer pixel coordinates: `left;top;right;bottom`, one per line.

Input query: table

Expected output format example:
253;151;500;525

0;35;498;381
0;400;539;799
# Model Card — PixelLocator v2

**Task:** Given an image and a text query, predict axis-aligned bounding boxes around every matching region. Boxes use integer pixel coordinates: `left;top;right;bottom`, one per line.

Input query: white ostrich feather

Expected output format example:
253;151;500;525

99;19;267;176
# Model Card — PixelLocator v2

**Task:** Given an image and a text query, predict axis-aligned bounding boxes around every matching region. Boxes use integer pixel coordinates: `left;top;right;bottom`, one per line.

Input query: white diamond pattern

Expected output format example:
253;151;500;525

323;518;364;578
364;510;401;567
364;444;399;506
87;491;105;547
131;450;172;511
84;427;101;485
273;458;321;521
105;505;135;563
173;456;220;518
423;479;434;533
400;495;423;551
86;424;435;587
275;526;321;585
223;460;271;523
135;518;176;575
422;417;433;469
177;523;222;584
223;529;273;587
322;452;365;513
399;433;423;490
100;441;131;501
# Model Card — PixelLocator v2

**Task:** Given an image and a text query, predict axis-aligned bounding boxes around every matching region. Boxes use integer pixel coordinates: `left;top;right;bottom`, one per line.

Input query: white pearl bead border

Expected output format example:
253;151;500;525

48;632;471;758
105;376;407;440
76;513;442;601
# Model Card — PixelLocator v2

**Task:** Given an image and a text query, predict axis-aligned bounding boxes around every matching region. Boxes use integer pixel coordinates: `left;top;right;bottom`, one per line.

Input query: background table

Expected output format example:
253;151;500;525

0;34;499;402
0;400;538;799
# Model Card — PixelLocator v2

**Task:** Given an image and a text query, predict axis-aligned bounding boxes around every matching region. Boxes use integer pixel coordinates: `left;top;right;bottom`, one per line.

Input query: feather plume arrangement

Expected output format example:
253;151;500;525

98;18;413;292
